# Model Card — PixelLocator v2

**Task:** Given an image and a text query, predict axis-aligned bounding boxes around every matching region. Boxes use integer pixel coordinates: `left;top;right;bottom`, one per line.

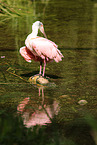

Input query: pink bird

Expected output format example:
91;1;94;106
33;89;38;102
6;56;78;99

20;21;64;77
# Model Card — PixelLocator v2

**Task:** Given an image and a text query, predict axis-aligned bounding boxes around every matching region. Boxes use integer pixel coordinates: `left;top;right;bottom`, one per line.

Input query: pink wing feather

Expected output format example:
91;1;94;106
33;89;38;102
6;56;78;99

20;37;63;63
30;37;63;62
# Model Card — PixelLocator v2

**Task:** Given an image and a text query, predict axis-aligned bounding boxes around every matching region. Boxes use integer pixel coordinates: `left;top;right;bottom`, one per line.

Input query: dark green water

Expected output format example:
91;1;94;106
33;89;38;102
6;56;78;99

1;0;97;144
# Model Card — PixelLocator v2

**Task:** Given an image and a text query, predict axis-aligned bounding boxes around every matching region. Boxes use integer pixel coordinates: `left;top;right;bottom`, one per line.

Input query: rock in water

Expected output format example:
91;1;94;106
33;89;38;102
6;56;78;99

78;100;88;105
28;75;49;85
36;77;49;85
28;75;40;84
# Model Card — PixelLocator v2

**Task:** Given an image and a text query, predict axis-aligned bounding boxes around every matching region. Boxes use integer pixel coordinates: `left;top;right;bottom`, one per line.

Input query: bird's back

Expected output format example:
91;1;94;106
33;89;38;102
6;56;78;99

25;37;64;62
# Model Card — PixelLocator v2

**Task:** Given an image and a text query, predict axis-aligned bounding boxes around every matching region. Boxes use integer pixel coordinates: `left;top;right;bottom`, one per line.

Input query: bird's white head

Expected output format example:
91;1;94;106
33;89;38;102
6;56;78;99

32;21;47;38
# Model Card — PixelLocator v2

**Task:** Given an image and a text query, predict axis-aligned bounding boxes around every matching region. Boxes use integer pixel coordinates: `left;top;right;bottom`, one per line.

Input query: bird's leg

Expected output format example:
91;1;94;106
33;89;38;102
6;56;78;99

39;61;42;75
42;59;46;77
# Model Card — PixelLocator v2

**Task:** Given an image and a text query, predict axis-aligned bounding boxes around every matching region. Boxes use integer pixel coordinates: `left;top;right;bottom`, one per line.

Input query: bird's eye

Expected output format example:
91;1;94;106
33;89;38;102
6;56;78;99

39;22;43;26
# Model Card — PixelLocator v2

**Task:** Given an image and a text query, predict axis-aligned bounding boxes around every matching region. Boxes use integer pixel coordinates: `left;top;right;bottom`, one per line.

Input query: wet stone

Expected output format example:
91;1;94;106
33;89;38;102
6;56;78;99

78;100;88;105
28;75;49;85
36;77;49;85
28;75;40;84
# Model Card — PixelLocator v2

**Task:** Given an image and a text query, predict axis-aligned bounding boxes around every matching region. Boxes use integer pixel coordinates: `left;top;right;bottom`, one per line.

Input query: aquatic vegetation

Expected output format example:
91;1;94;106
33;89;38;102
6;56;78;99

0;0;34;16
0;0;40;24
1;0;97;144
0;61;28;83
0;2;20;17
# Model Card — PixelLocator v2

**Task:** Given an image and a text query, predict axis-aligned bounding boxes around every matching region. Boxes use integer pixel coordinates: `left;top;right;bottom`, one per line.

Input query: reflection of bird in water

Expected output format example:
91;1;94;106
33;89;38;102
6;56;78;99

17;87;59;128
20;21;64;76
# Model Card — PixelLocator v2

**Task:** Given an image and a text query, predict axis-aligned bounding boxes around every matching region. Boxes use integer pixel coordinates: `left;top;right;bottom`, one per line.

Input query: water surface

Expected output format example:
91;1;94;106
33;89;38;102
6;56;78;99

0;0;97;144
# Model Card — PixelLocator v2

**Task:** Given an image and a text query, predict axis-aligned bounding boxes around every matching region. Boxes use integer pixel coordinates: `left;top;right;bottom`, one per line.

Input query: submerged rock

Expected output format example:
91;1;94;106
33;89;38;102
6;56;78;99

36;77;49;85
28;75;49;85
78;100;88;105
28;75;40;84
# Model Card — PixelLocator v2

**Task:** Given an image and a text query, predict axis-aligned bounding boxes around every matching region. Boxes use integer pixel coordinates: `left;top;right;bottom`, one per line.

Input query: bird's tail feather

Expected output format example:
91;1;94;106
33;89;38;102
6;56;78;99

19;46;32;62
54;49;64;62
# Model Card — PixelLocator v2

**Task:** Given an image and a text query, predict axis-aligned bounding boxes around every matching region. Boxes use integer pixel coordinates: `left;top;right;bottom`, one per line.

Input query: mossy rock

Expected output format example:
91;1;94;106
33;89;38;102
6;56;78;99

28;75;40;84
78;100;88;105
36;77;49;85
28;75;49;85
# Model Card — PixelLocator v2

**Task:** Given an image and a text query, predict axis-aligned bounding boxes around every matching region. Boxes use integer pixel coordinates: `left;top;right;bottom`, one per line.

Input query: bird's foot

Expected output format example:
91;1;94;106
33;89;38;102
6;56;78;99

45;76;50;79
34;74;41;77
41;75;50;80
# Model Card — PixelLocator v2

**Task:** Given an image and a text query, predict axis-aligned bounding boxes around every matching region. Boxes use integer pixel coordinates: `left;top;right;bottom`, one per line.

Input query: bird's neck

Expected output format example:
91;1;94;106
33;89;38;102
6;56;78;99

31;28;38;38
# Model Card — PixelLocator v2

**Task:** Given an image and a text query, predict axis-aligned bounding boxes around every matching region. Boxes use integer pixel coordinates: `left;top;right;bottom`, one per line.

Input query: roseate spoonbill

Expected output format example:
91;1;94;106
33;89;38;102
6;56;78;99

20;21;64;77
